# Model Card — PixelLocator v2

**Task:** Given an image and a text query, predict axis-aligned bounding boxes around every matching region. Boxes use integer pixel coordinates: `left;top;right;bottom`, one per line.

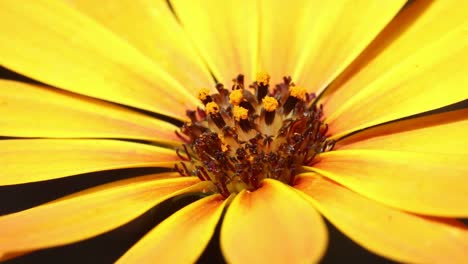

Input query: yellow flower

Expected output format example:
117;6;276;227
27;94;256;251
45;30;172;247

0;0;467;263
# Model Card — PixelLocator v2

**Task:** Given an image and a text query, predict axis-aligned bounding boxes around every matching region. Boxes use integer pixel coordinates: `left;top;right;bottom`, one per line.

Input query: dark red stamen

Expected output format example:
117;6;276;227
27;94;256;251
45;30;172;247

175;75;334;197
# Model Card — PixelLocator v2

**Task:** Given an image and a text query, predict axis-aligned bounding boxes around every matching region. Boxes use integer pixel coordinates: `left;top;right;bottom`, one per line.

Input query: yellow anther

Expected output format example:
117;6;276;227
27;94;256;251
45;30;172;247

233;105;249;121
229;89;244;105
197;88;211;101
256;71;270;86
205;102;220;115
221;142;229;152
289;86;307;101
262;96;278;112
218;134;229;152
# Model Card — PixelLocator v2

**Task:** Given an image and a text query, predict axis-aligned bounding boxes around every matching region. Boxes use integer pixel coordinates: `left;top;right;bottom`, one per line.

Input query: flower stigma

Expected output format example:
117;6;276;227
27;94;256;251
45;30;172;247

175;73;335;197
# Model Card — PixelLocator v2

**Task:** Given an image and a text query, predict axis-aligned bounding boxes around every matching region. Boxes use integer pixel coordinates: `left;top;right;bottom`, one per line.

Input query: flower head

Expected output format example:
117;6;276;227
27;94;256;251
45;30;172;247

0;0;467;263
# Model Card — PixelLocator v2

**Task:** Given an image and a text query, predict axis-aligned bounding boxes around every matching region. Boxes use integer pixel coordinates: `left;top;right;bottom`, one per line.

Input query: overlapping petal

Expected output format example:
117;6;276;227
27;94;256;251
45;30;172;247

170;0;258;84
320;0;468;138
306;147;468;217
0;80;180;143
0;176;213;260
335;108;467;154
0;0;199;120
275;0;405;92
118;194;227;263
295;175;468;264
66;0;213;90
0;139;179;185
221;179;328;264
308;109;468;217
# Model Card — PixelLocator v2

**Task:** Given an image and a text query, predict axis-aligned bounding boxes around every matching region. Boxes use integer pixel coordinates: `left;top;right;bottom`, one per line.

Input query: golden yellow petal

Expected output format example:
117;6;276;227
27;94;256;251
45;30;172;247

336;108;467;155
171;0;258;84
0;177;208;260
296;174;468;264
221;179;328;264
0;80;180;144
276;1;406;91
66;0;213;90
306;149;468;217
117;194;227;264
321;0;468;138
0;139;179;185
0;0;199;119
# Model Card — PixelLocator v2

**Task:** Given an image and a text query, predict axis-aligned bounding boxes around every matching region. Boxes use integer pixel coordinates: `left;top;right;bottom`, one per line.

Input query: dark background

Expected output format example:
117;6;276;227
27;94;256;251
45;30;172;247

1;64;466;263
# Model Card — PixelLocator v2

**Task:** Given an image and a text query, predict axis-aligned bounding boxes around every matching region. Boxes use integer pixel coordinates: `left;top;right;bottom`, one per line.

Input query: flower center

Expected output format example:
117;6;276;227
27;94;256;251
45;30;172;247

175;73;335;197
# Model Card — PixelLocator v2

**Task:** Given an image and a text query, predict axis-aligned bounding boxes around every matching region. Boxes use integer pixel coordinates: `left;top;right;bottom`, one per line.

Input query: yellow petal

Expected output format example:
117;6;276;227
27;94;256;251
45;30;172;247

321;0;468;138
289;0;405;92
221;179;327;264
336;108;468;154
306;149;468;217
321;0;467;109
0;176;210;259
117;194;227;264
295;174;468;264
0;252;31;262
257;0;312;83
0;139;179;185
0;80;180;143
66;0;213;90
0;0;199;119
171;0;258;83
